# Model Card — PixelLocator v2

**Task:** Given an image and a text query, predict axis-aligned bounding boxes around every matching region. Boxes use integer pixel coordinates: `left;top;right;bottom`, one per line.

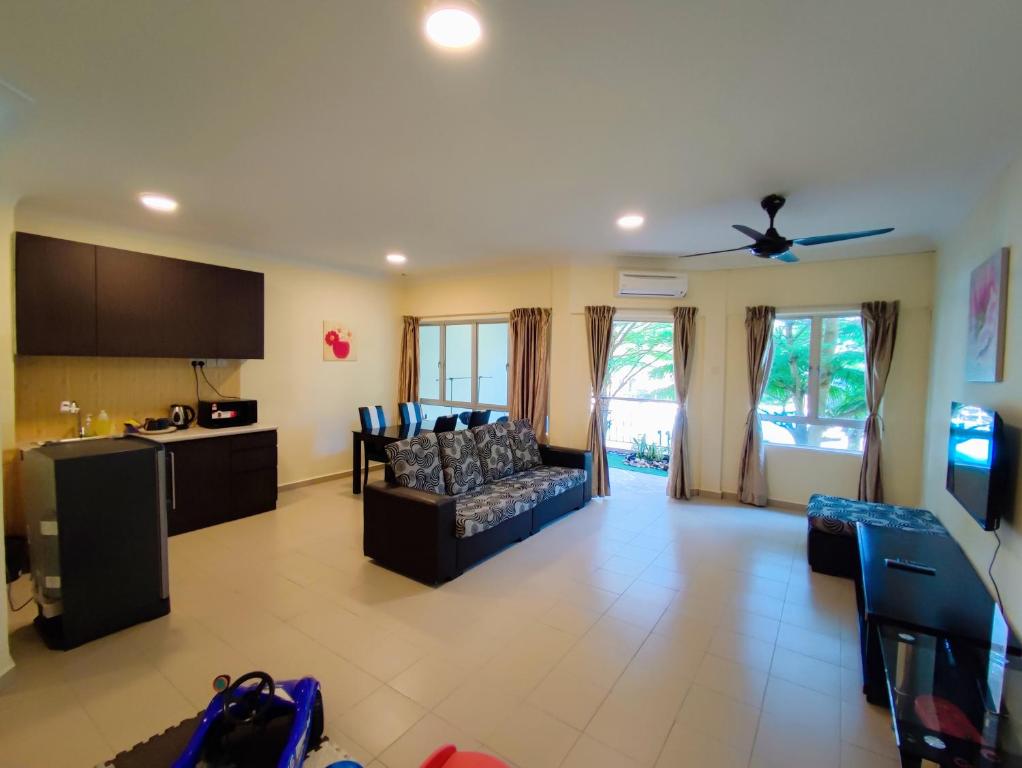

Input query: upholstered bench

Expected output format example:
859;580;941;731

807;493;949;579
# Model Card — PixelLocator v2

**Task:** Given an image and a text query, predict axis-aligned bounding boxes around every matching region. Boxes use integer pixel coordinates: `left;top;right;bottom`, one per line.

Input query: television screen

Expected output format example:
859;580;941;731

947;402;1004;531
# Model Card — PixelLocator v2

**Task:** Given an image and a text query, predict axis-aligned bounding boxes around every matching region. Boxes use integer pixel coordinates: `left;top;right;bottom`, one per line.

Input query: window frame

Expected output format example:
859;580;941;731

419;318;510;412
759;309;867;439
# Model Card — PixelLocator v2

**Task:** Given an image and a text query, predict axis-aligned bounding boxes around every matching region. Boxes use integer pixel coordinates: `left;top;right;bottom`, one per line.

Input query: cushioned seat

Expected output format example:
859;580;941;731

503;466;588;503
455;483;541;538
455;466;588;538
806;493;948;579
807;494;948;538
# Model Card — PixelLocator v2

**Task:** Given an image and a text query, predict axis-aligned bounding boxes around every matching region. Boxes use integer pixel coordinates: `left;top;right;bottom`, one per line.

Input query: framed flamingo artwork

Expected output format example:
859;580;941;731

323;322;356;361
966;248;1009;382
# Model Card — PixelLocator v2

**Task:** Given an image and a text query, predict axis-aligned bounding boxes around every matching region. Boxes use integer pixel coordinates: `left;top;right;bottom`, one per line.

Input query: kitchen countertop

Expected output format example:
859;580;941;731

130;423;277;444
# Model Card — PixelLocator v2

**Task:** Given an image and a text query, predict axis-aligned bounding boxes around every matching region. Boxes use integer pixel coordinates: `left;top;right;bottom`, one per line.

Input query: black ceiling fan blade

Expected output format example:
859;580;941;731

732;224;765;241
793;228;894;247
679;245;752;258
772;251;799;263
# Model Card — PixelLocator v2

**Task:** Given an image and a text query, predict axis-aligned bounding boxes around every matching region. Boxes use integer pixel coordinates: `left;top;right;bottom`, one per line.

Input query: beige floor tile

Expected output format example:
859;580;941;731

776;621;843;665
0;683;113;768
434;678;523;741
761;676;841;735
656;722;748;768
770;646;843;697
527;665;610;730
840;741;901;768
693;652;768;708
484;702;580;768
709;627;776;672
752;709;841;768
840;699;900;760
537;599;604;636
336;685;426;755
561;734;644;768
585;682;679;764
379;713;482;768
675;683;761;758
389;656;469;710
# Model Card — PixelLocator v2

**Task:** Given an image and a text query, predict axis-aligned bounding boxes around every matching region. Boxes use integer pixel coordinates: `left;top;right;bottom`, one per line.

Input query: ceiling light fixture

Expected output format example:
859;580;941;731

386;252;408;265
139;193;178;213
616;213;645;230
424;1;483;50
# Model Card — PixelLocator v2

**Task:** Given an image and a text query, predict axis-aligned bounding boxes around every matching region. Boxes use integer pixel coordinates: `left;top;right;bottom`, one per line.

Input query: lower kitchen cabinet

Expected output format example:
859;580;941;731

166;430;277;535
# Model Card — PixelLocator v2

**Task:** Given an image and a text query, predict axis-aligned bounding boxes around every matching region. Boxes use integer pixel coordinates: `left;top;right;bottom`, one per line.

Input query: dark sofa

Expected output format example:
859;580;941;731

363;421;592;584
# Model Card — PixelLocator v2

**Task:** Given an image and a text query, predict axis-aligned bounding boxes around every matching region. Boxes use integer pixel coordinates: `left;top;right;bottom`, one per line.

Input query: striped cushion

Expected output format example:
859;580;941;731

358;405;386;430
398;402;423;425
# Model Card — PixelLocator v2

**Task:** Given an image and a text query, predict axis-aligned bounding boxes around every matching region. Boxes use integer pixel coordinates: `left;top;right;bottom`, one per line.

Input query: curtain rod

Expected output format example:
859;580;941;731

418;311;511;321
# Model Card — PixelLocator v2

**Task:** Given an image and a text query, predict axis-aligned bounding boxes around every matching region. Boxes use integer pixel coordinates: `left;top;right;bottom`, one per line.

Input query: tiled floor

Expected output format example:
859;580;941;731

0;469;900;768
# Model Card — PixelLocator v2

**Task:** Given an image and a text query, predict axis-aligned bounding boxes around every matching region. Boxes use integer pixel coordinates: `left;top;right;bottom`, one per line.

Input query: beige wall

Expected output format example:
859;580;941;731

1;194;15;675
12;209;402;493
923;151;1022;625
402;252;934;507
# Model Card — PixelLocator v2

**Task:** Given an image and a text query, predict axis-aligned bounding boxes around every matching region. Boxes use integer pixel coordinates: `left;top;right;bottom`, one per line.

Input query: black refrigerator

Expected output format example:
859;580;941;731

22;437;170;649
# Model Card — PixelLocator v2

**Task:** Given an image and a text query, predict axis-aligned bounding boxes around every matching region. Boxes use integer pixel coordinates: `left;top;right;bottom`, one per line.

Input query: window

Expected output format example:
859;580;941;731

758;313;867;452
418;320;509;416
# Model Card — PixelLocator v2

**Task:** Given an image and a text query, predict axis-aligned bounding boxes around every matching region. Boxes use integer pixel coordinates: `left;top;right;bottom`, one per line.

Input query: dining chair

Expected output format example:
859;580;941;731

398;402;424;425
495;415;509;423
467;410;491;428
433;414;459;433
457;411;472;426
357;405;387;488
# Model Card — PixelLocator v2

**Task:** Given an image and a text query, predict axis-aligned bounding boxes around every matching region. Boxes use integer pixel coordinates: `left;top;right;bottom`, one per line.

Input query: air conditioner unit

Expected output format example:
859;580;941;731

616;270;688;298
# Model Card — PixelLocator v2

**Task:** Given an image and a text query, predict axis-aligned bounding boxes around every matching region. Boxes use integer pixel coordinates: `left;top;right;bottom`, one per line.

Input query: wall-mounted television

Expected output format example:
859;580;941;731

946;402;1006;531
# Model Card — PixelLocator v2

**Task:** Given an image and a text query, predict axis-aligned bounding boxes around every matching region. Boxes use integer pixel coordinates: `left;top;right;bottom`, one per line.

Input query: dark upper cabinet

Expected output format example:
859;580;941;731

15;233;265;359
97;246;221;358
15;233;98;356
215;267;265;360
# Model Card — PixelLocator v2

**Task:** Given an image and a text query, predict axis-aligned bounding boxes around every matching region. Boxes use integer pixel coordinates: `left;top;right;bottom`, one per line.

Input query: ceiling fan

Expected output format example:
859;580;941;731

680;194;894;263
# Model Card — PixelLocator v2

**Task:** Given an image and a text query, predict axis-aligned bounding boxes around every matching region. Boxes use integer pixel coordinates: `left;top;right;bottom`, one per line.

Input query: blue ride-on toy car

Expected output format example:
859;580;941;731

172;671;324;768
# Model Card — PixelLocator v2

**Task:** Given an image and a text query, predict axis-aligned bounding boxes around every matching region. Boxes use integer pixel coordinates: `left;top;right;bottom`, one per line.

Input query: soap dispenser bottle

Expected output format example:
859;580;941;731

95;410;112;436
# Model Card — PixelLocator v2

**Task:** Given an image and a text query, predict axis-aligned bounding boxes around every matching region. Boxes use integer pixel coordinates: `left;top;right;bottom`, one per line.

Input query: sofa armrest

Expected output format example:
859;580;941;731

540;445;593;504
363;481;458;584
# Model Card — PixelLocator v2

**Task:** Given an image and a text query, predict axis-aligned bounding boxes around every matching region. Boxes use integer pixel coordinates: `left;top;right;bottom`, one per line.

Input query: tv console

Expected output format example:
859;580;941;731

856;523;1021;766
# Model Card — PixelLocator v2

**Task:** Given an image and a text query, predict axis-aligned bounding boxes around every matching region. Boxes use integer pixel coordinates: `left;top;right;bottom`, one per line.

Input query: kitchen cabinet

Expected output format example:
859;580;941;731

165;429;277;535
15;233;98;356
15;233;265;359
96;246;221;358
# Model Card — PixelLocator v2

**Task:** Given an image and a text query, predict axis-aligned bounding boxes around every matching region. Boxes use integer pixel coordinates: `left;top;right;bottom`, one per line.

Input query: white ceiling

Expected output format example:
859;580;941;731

2;0;1021;273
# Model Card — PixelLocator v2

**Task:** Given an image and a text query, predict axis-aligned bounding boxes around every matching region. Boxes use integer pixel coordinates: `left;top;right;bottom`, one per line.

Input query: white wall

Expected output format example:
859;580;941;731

12;209;402;487
923;150;1022;625
403;252;935;507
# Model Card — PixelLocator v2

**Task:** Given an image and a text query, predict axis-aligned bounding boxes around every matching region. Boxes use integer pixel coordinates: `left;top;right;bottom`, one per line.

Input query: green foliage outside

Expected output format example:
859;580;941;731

606;321;675;400
760;316;868;442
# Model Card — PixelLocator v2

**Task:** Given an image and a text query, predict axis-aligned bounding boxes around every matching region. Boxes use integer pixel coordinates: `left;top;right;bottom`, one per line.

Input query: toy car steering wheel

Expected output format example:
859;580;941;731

221;671;275;724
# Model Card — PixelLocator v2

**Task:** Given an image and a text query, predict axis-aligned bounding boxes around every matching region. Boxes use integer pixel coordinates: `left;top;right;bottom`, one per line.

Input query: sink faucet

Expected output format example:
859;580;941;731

60;400;83;438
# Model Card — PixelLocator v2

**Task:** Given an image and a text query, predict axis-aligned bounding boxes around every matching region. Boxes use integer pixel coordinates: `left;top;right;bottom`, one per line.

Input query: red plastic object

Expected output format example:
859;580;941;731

420;744;510;768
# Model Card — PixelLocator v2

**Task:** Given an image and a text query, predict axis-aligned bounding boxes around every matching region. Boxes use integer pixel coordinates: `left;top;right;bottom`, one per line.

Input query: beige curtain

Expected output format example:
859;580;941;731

667;307;698;500
585;305;616;497
509;307;552;443
738;306;776;506
398;316;420;403
858;301;899;502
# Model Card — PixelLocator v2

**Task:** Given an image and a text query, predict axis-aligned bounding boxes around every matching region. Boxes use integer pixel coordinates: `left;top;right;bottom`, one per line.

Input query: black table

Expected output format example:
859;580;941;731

351;419;466;494
856;524;1021;766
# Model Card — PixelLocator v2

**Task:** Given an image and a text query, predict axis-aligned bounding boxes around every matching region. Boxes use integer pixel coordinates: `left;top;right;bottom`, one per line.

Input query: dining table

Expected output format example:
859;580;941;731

351;418;466;494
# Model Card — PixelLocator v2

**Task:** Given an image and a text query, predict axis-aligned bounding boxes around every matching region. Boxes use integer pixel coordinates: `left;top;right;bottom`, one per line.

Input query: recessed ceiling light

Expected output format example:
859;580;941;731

139;193;178;213
424;1;483;50
386;252;408;265
616;213;645;230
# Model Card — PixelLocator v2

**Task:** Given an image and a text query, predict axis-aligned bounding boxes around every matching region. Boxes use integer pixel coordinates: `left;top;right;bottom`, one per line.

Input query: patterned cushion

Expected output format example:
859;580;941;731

384;433;444;495
506;419;543;472
471;422;516;483
437;430;485;496
502;466;587;504
807;494;949;538
455;483;540;538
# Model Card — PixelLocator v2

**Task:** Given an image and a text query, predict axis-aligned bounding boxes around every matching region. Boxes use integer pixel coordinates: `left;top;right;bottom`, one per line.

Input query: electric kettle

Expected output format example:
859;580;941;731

169;404;196;429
